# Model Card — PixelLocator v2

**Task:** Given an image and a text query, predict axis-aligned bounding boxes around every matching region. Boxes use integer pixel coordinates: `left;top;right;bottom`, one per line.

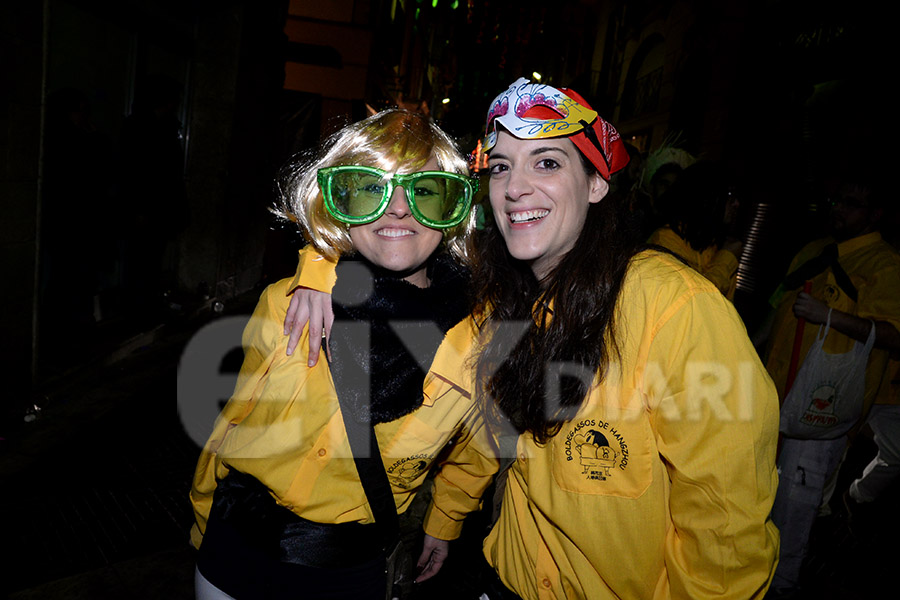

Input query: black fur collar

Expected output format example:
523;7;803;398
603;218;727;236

327;254;469;424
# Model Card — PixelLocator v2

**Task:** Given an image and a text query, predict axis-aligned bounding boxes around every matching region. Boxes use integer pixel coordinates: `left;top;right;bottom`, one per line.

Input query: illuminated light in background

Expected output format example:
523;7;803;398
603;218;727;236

532;72;542;81
471;140;488;173
735;202;770;293
442;98;450;104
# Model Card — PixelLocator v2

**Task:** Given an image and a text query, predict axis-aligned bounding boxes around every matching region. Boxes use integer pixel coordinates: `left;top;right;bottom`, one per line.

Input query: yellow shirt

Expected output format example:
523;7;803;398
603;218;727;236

480;251;779;600
648;226;739;299
765;232;900;407
189;250;499;548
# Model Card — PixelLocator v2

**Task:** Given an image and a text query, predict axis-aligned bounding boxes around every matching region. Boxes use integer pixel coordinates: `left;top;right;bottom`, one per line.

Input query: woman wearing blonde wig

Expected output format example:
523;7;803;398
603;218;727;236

190;109;498;599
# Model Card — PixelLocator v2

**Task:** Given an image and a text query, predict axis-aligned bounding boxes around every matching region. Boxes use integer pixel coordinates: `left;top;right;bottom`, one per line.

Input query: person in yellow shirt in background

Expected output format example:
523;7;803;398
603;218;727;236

286;78;779;600
844;212;900;524
759;173;900;598
189;109;498;600
648;161;743;300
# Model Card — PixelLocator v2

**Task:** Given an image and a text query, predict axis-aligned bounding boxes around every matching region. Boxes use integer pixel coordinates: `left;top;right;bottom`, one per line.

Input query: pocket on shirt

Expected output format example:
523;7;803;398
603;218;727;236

550;410;654;498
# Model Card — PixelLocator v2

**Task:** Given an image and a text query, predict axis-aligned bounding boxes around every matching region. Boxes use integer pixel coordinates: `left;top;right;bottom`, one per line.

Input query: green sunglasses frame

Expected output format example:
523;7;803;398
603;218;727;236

317;165;478;229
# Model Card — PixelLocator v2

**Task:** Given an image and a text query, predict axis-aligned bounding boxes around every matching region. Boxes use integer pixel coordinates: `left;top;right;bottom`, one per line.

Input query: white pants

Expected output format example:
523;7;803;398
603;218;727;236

770;436;848;592
195;566;237;600
850;404;900;502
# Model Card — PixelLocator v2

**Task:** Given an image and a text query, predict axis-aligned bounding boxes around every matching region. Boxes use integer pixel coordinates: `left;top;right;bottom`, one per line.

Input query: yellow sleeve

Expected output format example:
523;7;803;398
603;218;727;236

423;403;499;540
287;245;338;294
189;284;287;547
648;287;780;599
701;248;739;297
422;318;500;540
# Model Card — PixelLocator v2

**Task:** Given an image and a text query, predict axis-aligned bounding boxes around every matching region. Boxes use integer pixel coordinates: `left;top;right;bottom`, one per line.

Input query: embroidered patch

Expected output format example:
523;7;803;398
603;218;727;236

563;419;630;481
387;453;431;489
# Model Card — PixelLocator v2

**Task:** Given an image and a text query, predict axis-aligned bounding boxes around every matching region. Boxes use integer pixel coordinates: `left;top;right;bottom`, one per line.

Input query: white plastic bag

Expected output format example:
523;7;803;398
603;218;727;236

780;309;875;440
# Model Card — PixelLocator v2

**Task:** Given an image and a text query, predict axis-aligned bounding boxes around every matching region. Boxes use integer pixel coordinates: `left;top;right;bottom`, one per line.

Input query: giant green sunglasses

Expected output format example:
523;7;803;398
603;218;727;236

317;165;477;229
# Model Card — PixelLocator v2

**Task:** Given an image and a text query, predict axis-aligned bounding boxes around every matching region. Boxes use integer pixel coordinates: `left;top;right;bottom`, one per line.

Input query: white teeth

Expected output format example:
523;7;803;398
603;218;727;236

509;209;549;223
377;229;414;238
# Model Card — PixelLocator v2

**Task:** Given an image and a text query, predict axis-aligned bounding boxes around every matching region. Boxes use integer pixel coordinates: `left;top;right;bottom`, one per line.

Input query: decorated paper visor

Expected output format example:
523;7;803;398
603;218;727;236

483;77;629;180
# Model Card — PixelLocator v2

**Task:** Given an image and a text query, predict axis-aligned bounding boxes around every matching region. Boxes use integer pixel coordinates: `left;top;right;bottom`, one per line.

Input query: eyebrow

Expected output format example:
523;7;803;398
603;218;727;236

531;146;569;157
489;146;570;162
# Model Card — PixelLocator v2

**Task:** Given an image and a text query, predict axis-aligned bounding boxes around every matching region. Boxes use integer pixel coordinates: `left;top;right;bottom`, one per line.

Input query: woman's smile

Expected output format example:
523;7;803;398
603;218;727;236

508;209;550;225
374;226;417;238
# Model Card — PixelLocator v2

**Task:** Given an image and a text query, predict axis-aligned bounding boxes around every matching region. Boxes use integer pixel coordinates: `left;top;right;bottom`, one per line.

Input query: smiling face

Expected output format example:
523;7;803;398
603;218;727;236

487;132;609;280
347;156;444;287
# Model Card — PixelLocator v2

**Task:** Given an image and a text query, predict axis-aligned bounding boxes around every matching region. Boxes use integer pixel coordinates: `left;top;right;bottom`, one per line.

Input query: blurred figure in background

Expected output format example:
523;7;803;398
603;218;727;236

761;170;900;598
843;200;900;532
648;161;743;300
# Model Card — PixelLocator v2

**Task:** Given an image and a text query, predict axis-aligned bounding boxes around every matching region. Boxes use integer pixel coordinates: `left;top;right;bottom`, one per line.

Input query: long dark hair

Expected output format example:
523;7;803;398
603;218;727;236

470;158;643;444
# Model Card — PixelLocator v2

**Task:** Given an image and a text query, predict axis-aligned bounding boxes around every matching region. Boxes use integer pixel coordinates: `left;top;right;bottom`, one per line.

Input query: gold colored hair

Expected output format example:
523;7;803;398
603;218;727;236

273;109;473;263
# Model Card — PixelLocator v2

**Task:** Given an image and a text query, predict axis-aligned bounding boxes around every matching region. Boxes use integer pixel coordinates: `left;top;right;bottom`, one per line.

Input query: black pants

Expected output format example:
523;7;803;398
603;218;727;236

477;556;524;600
197;473;386;600
197;514;386;600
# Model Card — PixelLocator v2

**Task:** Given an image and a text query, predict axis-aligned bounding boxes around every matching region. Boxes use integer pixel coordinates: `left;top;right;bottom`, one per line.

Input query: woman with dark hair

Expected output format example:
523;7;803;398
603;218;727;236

463;79;778;599
648;161;743;299
285;79;780;599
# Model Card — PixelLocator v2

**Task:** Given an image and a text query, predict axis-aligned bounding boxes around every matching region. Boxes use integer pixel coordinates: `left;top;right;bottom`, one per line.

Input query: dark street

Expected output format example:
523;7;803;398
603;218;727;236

0;290;259;598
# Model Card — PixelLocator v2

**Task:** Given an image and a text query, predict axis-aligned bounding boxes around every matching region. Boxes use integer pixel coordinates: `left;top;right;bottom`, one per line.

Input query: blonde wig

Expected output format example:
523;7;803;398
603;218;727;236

274;109;473;264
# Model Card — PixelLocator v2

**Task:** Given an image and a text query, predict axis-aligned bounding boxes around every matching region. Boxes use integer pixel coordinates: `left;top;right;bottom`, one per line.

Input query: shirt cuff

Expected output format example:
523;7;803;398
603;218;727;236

287;247;338;294
422;503;465;541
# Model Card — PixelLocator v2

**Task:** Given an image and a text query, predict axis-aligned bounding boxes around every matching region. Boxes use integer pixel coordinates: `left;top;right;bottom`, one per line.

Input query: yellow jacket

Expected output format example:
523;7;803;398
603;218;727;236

648;226;739;299
189;249;499;548
481;251;779;600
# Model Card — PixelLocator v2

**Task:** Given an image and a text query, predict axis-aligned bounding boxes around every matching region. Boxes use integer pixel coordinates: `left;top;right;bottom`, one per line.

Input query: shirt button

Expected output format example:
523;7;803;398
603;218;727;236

318;448;327;457
519;453;526;461
542;578;551;588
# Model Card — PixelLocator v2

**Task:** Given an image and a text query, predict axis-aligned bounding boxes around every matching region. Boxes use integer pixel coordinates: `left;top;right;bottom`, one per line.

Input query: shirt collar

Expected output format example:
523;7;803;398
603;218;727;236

837;231;882;257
